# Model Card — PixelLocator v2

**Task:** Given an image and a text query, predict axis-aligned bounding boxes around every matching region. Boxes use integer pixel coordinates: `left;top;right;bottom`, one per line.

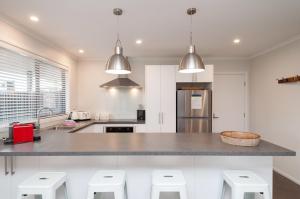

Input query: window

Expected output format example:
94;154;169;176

0;46;67;126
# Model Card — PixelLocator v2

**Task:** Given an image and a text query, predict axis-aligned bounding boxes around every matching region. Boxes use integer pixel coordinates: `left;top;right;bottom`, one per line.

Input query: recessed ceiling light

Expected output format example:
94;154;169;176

233;38;241;44
29;15;39;22
135;39;143;44
78;49;84;54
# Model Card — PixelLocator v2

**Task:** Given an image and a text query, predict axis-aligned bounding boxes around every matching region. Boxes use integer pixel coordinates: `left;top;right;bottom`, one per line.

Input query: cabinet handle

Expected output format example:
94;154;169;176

161;112;164;124
158;113;161;124
213;113;220;119
10;156;15;175
4;156;9;176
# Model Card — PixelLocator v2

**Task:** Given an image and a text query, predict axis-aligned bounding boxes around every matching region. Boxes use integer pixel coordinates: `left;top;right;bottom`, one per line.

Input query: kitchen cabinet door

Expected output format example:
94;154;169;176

0;157;11;199
160;66;176;132
135;124;146;133
145;65;162;132
76;124;104;133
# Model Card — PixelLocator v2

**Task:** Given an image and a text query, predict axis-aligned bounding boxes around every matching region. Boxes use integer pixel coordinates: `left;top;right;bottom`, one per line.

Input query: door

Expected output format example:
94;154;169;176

160;66;176;132
145;65;162;132
213;73;246;133
177;90;212;133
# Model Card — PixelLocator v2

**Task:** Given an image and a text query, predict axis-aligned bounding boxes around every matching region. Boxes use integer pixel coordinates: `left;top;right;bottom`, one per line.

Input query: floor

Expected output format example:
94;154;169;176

273;171;300;199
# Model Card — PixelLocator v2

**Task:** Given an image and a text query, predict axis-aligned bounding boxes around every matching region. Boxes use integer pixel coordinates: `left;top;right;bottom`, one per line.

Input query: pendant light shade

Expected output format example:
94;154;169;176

106;45;131;74
179;45;205;73
106;8;131;74
178;8;205;73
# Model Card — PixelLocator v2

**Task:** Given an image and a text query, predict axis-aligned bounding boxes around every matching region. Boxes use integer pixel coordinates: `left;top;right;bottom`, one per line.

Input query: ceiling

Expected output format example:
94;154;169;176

0;0;300;60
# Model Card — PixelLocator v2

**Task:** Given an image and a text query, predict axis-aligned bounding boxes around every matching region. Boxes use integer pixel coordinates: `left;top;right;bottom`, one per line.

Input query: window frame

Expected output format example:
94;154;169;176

0;41;70;127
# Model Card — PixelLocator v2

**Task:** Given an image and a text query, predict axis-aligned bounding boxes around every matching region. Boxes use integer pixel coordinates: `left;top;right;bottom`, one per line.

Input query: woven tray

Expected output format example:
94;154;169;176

220;131;261;147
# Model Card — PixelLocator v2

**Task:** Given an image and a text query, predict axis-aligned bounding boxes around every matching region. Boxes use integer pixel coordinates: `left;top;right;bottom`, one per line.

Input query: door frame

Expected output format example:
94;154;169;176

213;72;249;131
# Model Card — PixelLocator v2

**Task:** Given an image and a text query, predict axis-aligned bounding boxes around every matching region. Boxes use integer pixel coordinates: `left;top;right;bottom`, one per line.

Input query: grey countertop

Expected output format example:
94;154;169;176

0;132;295;156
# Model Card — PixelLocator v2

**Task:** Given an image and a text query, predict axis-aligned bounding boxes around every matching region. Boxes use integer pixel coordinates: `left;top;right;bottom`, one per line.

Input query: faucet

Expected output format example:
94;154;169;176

36;107;53;132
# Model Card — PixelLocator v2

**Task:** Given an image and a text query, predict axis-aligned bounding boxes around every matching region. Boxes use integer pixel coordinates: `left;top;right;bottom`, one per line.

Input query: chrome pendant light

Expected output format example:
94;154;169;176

179;8;205;73
106;8;131;74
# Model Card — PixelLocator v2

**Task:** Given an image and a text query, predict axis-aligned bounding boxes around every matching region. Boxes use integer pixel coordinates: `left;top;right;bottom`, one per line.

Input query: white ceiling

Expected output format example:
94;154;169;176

0;0;300;60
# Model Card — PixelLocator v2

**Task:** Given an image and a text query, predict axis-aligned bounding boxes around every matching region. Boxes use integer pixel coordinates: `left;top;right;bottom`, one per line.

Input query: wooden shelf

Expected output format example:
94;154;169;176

277;75;300;84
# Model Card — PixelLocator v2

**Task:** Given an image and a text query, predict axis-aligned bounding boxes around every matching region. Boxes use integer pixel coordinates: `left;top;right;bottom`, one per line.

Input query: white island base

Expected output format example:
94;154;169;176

5;156;272;199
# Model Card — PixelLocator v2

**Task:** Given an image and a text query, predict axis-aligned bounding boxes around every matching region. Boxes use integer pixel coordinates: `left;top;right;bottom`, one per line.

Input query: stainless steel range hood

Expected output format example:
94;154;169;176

100;75;141;88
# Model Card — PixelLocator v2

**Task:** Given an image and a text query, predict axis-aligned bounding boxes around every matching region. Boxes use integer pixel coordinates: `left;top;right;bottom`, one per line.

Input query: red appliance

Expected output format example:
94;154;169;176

12;123;34;144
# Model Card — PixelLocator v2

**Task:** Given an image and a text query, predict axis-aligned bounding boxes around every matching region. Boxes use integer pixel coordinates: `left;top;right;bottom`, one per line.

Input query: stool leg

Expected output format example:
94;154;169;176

87;187;95;199
124;182;128;199
232;190;244;199
262;188;271;199
17;192;23;199
43;191;55;199
114;188;125;199
220;180;225;199
151;187;160;199
179;186;188;199
63;182;69;199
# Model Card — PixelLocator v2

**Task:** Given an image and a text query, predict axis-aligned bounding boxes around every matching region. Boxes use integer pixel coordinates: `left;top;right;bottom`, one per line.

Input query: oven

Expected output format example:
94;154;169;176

105;126;134;133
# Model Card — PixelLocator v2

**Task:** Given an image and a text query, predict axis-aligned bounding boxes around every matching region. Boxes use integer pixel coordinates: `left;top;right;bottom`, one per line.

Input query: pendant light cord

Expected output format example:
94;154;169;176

116;14;122;47
190;13;193;45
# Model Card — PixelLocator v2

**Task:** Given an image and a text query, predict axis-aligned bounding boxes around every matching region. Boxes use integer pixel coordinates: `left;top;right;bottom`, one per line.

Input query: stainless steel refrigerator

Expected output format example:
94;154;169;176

176;89;212;133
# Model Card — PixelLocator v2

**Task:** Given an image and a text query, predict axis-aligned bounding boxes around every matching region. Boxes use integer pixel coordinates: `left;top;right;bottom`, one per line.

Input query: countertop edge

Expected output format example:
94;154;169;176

0;151;296;157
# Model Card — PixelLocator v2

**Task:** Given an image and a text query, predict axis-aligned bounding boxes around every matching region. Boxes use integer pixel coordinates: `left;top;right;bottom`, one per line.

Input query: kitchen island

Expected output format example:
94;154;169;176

0;132;295;199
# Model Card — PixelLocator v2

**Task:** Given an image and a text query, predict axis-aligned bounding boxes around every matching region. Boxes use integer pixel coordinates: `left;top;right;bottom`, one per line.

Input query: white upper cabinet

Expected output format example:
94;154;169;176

145;65;176;133
176;65;214;82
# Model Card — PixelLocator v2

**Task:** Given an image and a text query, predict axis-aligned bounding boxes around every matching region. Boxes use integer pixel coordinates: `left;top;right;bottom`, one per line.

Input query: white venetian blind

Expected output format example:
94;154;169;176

0;46;67;126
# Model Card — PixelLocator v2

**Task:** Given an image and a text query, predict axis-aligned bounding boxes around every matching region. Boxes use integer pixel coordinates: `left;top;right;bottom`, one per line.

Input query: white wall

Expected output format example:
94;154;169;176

205;58;250;73
0;18;78;128
250;39;300;184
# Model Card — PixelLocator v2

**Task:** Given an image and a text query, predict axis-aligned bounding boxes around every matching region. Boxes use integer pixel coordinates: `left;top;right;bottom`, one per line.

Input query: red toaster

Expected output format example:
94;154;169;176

12;123;34;144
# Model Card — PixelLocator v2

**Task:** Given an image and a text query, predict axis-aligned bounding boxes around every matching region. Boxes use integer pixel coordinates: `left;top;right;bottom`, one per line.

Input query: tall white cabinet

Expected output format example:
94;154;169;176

145;65;176;132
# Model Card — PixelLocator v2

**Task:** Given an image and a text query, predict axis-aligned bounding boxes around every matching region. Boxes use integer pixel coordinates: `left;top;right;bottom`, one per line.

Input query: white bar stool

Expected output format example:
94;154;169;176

17;172;69;199
151;170;188;199
221;170;271;199
87;170;127;199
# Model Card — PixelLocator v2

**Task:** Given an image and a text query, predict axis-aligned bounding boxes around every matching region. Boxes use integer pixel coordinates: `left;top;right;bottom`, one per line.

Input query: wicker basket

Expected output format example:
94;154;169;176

220;131;261;147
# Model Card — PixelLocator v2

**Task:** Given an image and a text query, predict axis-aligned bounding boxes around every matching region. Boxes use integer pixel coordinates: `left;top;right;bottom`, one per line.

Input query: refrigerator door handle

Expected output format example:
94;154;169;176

177;116;211;119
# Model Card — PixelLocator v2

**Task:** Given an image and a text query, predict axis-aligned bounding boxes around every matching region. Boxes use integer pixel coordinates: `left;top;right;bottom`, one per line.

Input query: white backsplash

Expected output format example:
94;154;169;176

76;60;144;120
